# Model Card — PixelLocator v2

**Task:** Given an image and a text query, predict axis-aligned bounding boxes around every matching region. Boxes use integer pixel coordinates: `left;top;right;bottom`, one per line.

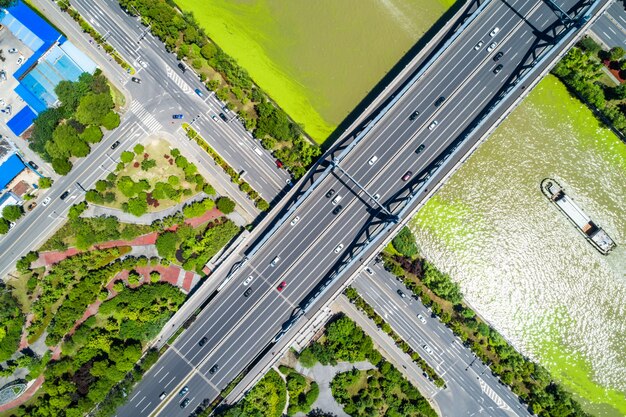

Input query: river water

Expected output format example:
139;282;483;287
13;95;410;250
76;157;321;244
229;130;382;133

411;75;626;416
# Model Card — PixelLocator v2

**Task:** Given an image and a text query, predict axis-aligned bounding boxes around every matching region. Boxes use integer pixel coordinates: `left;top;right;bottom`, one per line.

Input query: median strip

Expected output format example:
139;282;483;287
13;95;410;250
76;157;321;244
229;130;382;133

344;286;446;388
183;124;270;211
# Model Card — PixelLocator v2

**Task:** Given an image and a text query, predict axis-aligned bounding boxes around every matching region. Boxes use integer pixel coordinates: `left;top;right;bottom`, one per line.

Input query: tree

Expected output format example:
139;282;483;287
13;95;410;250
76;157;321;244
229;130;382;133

124;195;148;217
201;43;217;60
75;93;114;126
156;231;180;259
141;159;157;171
216;196;235;214
101;111;120;129
609;46;625;61
2;204;23;222
52;158;72;175
0;218;9;235
150;271;160;283
0;1;18;9
81;125;103;143
120;151;134;164
38;177;53;189
392;227;418;257
134;144;145;155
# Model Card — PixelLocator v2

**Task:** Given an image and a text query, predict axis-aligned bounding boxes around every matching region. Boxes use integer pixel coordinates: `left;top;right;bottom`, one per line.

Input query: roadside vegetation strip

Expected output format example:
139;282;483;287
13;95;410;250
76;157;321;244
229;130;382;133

183;124;270;210
117;0;319;178
343;287;446;388
381;244;593;416
56;1;134;74
554;37;626;143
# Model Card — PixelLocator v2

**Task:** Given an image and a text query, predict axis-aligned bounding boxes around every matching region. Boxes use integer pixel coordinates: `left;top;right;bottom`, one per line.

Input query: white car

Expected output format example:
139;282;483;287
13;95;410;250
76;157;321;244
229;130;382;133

489;27;500;37
8;48;18;54
9;222;16;229
423;345;434;354
42;197;51;207
334;243;344;254
487;42;497;53
474;41;484;51
290;216;300;226
428;121;439;131
417;314;426;324
368;155;378;165
365;267;374;275
17;56;24;65
270;256;280;267
243;275;254;286
373;193;380;201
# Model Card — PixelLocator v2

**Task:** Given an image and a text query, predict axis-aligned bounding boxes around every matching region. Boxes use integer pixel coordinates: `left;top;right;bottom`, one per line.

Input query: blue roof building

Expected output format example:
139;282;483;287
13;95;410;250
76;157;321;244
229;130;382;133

0;154;26;191
0;1;97;135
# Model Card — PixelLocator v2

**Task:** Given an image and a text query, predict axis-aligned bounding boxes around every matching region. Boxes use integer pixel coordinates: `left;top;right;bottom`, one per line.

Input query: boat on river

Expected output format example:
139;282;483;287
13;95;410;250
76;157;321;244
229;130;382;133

541;178;616;255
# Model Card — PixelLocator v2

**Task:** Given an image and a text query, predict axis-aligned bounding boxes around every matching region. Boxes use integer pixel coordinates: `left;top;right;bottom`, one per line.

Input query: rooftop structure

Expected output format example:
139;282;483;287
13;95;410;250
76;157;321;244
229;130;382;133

1;0;96;135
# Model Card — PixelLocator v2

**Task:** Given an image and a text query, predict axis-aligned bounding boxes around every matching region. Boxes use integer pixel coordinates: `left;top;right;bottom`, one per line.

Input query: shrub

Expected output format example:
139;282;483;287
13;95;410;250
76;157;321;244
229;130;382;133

203;183;216;196
216;196;236;214
150;271;160;283
141;159;157;171
392;227;418;257
38;177;53;189
120;151;134;164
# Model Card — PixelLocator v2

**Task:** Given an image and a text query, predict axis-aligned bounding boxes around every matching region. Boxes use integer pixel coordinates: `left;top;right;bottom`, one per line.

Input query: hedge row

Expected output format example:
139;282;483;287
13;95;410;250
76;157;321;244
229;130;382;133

184;124;270;211
344;287;446;388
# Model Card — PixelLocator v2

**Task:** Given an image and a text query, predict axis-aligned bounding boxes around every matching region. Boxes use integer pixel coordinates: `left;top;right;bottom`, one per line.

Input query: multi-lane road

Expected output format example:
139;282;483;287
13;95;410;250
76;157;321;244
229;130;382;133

592;1;626;48
0;0;293;279
114;1;594;416
69;0;291;200
353;264;531;417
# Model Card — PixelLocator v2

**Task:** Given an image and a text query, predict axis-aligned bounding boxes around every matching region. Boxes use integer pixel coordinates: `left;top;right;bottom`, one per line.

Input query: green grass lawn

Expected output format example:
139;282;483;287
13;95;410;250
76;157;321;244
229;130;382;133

105;138;199;212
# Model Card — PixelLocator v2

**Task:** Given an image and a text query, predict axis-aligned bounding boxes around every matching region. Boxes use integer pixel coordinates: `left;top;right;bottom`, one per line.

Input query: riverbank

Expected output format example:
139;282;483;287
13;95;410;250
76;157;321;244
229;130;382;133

411;74;626;416
174;0;455;143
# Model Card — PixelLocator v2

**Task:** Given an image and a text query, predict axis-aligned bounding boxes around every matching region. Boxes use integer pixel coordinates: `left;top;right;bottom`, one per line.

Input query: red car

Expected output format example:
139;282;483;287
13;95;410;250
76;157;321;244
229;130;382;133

277;281;287;292
275;159;284;169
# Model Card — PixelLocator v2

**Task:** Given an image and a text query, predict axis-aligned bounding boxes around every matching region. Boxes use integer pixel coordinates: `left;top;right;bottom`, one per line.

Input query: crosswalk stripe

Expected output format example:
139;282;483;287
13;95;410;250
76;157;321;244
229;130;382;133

130;101;163;133
166;66;192;93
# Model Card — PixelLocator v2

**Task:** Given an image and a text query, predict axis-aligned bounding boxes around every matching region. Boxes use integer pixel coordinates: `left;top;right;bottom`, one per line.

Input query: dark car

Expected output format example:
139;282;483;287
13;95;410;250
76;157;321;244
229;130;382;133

131;77;141;84
198;336;208;347
397;289;407;298
493;51;504;62
415;144;425;154
180;398;191;409
332;205;342;215
493;64;503;74
172;114;184;119
409;110;419;121
28;161;38;170
178;386;189;396
434;96;445;107
277;281;287;292
402;171;413;181
325;189;335;198
177;62;186;72
60;191;70;200
243;287;253;297
209;364;219;374
219;112;228;122
110;140;120;150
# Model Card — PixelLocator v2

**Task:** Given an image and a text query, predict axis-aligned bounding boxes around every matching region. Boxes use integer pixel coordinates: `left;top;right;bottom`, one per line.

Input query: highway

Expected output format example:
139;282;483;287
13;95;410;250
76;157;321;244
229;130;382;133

114;1;592;416
592;1;626;48
353;264;531;417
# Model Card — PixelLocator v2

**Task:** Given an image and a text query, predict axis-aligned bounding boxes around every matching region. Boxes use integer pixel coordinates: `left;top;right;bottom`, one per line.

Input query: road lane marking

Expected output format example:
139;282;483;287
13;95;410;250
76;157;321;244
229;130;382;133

140;401;152;414
157;371;170;383
130;390;143;402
